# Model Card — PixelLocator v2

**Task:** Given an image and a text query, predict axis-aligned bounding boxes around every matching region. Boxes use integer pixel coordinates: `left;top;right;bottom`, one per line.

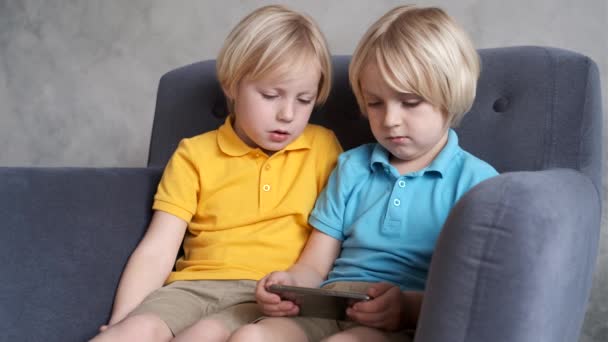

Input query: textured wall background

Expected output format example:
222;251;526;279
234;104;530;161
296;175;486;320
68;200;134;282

0;0;606;340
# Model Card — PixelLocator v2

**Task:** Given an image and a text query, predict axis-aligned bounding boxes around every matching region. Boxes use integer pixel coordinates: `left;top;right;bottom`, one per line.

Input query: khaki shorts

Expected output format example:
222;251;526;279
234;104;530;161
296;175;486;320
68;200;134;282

274;282;414;342
127;279;260;336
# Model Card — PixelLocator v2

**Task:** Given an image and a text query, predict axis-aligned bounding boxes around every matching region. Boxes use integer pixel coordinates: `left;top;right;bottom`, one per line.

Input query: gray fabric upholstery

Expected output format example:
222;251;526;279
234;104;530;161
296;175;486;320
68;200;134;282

0;167;162;341
459;47;603;190
415;169;601;342
0;46;601;341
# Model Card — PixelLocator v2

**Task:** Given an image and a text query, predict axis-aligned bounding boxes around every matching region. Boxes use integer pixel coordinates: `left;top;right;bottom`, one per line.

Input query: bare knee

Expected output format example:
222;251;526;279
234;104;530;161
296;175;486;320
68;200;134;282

90;314;172;342
173;319;230;342
228;318;308;342
321;327;387;342
228;323;267;342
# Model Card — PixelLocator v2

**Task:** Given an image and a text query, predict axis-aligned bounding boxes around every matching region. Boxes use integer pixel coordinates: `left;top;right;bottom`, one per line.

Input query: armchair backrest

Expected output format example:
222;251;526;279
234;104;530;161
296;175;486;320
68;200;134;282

148;46;603;191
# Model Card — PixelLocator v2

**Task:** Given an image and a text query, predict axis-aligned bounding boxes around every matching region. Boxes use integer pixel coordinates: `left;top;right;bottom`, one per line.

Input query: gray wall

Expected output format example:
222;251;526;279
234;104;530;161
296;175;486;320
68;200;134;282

1;1;606;340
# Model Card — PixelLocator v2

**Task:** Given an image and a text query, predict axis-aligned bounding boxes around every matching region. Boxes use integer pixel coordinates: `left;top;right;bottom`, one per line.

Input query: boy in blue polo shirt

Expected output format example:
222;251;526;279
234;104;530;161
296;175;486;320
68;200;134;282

230;5;498;342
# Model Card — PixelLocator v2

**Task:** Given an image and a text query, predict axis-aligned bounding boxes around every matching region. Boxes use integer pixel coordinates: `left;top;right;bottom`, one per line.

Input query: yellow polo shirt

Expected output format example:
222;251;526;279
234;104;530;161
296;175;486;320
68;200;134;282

153;117;342;283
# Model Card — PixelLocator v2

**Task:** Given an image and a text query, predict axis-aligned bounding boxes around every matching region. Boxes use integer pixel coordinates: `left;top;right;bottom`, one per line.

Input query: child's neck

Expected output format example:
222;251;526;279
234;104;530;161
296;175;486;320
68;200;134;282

389;131;449;175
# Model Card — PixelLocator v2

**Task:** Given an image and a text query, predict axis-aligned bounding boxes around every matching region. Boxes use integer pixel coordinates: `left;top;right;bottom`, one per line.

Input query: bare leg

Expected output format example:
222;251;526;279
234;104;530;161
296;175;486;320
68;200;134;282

228;318;309;342
172;319;230;342
321;326;391;342
89;314;173;342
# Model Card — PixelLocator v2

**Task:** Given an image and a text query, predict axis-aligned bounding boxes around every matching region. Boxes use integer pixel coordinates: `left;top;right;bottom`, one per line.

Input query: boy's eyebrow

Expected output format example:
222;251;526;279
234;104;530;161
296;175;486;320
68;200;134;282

293;88;316;95
362;88;420;99
399;92;422;100
361;89;380;98
260;85;317;97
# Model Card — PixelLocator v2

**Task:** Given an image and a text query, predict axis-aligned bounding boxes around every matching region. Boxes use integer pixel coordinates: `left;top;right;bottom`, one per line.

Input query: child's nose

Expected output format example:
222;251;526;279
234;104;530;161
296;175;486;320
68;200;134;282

277;101;295;122
383;105;401;127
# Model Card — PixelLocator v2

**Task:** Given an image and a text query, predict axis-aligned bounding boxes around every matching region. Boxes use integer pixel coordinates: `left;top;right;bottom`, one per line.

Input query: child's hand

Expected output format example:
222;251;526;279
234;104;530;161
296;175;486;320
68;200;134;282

346;282;404;331
99;316;121;333
255;271;299;317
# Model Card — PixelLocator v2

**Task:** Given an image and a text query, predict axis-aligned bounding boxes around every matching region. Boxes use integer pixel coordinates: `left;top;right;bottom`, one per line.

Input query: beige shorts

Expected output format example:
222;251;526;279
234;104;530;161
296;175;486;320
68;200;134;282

127;279;260;336
275;282;414;342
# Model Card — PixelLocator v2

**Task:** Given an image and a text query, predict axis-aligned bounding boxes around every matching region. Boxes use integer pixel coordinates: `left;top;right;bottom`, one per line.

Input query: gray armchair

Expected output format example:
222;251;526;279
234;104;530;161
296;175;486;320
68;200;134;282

0;46;602;341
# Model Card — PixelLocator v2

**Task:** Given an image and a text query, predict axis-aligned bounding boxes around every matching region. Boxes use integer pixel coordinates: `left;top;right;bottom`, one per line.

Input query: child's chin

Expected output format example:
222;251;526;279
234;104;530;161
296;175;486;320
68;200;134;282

260;144;286;155
265;141;290;151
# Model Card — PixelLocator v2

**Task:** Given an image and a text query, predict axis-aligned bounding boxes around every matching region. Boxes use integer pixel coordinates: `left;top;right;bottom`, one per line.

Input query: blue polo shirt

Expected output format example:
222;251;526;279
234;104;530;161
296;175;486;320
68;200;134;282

309;129;498;290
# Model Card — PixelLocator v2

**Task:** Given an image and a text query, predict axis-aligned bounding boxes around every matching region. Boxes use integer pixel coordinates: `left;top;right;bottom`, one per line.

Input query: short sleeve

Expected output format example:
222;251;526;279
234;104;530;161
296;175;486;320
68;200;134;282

153;139;200;222
309;152;355;241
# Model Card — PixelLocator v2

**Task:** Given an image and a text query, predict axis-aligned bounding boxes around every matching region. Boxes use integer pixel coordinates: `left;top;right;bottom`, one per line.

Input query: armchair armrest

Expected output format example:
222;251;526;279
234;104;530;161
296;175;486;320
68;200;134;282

415;169;601;342
0;167;162;342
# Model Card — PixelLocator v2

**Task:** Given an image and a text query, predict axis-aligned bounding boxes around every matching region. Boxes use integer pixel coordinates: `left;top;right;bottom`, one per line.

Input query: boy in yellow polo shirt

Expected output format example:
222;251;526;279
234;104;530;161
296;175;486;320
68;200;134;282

91;5;341;342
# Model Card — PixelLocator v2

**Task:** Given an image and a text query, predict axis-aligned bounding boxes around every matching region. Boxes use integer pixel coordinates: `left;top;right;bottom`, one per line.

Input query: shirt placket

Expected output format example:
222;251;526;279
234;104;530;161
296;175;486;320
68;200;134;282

382;176;408;236
258;152;276;211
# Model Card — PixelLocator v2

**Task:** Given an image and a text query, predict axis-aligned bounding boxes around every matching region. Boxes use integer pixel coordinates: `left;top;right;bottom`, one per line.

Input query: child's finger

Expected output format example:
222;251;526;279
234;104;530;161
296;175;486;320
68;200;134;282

352;295;385;312
262;300;299;317
265;272;293;288
346;307;384;326
366;282;395;298
256;286;281;304
355;284;400;312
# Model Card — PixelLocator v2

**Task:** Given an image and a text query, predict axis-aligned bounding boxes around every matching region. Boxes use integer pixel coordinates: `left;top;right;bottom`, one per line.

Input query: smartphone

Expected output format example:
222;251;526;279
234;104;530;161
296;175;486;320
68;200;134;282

268;284;370;320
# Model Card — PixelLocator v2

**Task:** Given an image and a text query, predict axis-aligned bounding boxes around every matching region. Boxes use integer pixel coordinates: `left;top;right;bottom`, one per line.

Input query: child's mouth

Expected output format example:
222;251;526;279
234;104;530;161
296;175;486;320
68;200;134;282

388;136;408;144
269;130;289;142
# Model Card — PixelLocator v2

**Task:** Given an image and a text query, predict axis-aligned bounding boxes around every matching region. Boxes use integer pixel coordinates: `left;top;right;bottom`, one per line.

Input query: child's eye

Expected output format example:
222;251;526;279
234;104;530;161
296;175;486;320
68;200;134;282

261;93;278;100
402;101;422;108
366;102;382;108
297;98;313;105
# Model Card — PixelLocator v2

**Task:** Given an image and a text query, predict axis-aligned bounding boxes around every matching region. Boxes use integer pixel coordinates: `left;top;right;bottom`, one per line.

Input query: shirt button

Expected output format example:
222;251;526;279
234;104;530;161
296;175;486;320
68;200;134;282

254;153;260;158
393;198;401;206
265;164;271;171
262;184;271;192
398;180;406;188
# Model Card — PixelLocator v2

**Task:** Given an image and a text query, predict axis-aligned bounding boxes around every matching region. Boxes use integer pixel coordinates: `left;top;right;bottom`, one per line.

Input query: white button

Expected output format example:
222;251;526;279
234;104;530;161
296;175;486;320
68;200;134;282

393;199;401;206
265;164;271;171
262;184;271;192
398;180;406;188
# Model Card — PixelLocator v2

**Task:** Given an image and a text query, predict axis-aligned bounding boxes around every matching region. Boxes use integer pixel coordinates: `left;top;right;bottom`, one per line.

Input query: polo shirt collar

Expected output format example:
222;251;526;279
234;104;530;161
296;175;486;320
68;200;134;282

426;129;459;175
217;116;312;157
370;144;391;170
369;129;460;177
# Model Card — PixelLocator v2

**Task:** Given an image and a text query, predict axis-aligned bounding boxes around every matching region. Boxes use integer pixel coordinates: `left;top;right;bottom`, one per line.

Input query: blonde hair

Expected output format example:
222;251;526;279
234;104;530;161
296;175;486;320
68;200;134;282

217;5;332;114
349;5;480;126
